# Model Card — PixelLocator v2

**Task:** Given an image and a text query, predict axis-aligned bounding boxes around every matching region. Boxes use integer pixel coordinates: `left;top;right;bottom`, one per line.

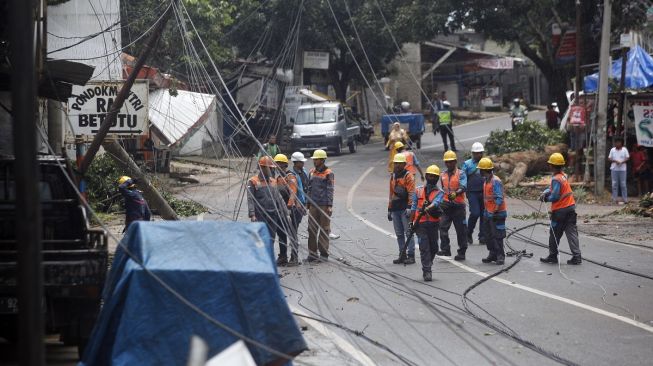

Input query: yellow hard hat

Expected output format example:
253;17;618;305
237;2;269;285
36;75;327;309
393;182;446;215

393;153;407;163
311;149;328;159
394;141;405;149
273;154;289;163
443;150;457;161
547;153;565;166
478;157;494;170
425;165;440;176
258;156;275;167
117;176;132;185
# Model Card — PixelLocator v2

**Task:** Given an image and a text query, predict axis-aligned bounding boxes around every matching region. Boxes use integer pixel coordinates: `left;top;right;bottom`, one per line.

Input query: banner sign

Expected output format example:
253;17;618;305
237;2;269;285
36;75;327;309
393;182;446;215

556;28;576;64
68;80;148;135
477;58;514;70
569;105;586;127
303;51;329;70
633;105;653;147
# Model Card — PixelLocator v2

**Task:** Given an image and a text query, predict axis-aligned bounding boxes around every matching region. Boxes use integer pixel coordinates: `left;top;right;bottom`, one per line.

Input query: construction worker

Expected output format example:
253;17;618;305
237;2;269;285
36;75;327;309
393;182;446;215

307;149;334;262
539;153;582;265
274;154;300;267
395;141;425;181
462;142;486;245
388;153;417;264
258;134;280;158
437;101;456;151
247;156;288;264
410;165;444;281
438;150;468;261
478;158;507;265
117;176;151;232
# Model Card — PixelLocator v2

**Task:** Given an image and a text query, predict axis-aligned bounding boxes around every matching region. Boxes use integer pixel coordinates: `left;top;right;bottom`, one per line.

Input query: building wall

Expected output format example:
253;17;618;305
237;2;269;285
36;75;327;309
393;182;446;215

178;105;223;158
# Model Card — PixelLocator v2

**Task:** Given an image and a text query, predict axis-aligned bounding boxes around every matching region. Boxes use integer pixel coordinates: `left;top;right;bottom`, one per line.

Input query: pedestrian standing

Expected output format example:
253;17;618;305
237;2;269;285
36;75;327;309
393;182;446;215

631;145;651;196
387;122;408;170
274;154;300;267
258;134;280;158
539;153;582;265
117;176;151;232
438;150;468;261
307;149;334;262
410;165;444;281
430;92;443;135
395;141;425;181
478;158;507;265
437;101;456;151
546;104;559;130
247;156;288;259
463;142;486;245
291;151;309;232
388;153;417;265
608;136;630;204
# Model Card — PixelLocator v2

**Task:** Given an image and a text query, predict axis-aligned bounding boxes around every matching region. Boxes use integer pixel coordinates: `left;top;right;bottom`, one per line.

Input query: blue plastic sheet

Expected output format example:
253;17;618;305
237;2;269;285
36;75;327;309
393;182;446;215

381;113;425;134
80;221;306;366
584;46;653;93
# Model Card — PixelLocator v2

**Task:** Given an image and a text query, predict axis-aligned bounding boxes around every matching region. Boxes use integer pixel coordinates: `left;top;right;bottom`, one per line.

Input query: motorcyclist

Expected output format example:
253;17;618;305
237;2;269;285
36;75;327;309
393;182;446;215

509;98;528;130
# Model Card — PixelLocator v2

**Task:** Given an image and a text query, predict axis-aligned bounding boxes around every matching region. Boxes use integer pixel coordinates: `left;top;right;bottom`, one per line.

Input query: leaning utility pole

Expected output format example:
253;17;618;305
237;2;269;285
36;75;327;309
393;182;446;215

595;0;612;195
10;0;44;364
76;2;178;220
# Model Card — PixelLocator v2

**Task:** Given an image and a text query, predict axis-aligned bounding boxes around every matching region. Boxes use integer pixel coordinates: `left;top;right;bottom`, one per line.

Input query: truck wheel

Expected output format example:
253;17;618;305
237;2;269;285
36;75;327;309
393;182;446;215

348;139;357;153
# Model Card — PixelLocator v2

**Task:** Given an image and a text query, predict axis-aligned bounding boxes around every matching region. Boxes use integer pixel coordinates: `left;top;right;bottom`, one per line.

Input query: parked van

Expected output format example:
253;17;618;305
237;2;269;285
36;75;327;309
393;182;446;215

290;101;360;155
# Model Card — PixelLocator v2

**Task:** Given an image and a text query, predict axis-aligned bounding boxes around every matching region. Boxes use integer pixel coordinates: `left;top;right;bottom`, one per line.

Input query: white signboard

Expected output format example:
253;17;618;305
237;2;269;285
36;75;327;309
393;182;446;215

68;80;148;135
303;51;330;70
620;33;632;48
478;58;514;70
633;105;653;147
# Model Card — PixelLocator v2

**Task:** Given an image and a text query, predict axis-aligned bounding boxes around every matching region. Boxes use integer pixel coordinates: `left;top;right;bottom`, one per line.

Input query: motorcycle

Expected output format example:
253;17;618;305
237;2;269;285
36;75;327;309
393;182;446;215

511;116;525;130
357;117;374;145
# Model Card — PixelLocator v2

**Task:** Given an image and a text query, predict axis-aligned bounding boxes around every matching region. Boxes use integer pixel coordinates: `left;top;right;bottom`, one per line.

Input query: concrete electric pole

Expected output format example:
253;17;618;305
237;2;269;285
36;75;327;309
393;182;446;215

594;0;612;196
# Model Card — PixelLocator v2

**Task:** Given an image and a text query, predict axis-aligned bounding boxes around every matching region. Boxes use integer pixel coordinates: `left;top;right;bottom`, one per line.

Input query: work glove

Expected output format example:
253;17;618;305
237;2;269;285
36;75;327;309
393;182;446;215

387;211;393;221
448;192;457;201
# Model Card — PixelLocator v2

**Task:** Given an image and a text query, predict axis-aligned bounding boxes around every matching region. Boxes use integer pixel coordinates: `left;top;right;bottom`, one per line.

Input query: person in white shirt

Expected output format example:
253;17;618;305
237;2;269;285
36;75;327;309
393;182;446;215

608;136;630;204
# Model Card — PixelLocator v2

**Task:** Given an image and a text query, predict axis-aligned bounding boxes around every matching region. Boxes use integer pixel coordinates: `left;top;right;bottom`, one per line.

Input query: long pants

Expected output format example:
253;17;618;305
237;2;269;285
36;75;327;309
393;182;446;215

484;215;506;260
439;124;456;151
391;210;415;256
285;207;303;259
308;205;330;257
261;213;289;259
611;170;628;202
467;191;486;242
416;221;439;272
548;208;581;257
440;205;467;255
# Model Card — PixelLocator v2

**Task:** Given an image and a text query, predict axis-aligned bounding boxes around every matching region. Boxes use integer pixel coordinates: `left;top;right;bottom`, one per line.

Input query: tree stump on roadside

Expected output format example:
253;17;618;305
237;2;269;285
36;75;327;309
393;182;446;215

490;144;569;187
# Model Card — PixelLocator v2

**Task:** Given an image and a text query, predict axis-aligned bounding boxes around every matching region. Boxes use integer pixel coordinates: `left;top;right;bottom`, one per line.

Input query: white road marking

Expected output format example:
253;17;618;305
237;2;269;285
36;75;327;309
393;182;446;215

347;166;653;334
291;306;376;366
420;135;490;150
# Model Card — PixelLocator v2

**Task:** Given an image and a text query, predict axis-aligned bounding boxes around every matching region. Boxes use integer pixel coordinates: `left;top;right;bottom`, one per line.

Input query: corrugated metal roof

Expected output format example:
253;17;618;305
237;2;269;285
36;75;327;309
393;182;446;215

148;89;217;146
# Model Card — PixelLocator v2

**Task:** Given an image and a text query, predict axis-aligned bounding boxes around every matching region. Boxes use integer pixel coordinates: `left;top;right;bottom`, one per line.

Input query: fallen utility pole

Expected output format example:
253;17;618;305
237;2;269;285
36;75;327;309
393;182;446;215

10;0;44;363
595;0;612;196
76;2;178;220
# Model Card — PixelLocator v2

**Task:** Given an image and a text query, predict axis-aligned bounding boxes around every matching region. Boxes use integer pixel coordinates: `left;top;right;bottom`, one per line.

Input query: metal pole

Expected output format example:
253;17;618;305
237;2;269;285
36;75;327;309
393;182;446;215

78;3;174;175
10;0;44;363
595;0;612;195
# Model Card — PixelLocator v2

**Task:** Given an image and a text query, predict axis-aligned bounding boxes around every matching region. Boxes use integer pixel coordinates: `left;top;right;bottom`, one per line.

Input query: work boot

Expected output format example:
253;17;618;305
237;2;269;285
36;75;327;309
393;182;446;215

454;253;466;261
287;256;300;267
393;254;406;264
276;256;288;267
481;256;497;263
319;254;329;262
494;257;505;265
567;256;582;265
405;255;416;265
540;255;558;264
436;250;451;257
467;234;473;245
423;271;432;282
305;255;320;263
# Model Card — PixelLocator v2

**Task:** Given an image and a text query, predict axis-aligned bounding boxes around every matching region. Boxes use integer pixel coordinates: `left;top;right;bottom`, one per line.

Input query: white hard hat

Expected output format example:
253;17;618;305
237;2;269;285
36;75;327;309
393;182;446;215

290;152;307;162
400;101;410;109
471;142;484;153
442;101;451;106
551;102;558;106
513;98;520;103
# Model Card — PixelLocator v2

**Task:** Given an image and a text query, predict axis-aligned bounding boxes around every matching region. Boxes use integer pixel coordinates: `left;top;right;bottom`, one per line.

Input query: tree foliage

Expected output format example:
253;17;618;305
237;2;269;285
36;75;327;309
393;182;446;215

453;0;648;108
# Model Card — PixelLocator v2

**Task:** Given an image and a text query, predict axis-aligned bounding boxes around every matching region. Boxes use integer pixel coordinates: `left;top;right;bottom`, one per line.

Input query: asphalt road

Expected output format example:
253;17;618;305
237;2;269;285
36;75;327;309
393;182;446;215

274;111;653;366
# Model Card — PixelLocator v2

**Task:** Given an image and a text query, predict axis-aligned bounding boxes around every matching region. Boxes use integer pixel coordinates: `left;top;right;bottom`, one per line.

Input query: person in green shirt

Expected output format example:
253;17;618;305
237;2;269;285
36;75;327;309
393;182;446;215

258;134;280;157
437;101;456;151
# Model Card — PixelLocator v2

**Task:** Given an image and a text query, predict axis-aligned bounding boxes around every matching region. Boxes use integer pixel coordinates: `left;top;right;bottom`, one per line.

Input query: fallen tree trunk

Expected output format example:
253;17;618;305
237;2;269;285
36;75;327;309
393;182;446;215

491;143;569;187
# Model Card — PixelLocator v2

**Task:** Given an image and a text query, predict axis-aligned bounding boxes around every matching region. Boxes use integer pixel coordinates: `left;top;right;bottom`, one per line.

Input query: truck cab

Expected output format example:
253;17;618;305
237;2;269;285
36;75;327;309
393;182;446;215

0;156;108;356
289;90;360;155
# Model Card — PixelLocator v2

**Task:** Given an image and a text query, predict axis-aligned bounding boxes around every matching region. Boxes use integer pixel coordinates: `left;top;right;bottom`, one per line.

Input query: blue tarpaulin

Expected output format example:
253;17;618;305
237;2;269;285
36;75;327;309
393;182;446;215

381;113;425;135
80;221;307;366
584;46;653;93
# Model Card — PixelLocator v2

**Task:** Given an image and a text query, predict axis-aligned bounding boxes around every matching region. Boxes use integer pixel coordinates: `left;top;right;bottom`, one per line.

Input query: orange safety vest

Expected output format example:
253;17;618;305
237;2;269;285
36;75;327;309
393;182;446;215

441;169;466;204
388;170;415;209
484;175;507;213
550;173;576;211
404;152;417;175
415;186;440;223
277;171;298;207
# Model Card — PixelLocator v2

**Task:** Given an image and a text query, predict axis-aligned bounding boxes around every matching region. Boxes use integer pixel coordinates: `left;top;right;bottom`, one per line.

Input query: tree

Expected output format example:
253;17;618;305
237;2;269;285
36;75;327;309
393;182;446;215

454;0;648;110
227;0;457;102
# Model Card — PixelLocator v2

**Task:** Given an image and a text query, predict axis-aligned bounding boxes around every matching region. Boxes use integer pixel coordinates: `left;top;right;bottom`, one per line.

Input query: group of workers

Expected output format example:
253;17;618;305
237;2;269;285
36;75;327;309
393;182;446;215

388;142;583;282
246;149;334;266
